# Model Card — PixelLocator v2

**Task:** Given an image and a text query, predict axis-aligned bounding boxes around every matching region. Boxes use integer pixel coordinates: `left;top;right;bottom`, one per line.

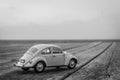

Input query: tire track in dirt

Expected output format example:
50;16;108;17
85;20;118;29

72;42;102;54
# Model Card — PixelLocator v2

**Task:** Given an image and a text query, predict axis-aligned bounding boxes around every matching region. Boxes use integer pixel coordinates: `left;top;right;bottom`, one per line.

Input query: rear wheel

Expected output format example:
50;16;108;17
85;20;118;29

21;68;29;71
68;59;76;69
34;61;45;73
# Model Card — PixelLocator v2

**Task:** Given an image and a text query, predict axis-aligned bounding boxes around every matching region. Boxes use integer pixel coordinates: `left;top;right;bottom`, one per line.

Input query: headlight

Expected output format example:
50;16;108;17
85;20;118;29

20;59;25;63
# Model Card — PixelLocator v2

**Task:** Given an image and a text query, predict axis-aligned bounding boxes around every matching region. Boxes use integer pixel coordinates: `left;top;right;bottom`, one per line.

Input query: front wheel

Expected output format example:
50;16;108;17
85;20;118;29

34;61;45;73
68;59;77;69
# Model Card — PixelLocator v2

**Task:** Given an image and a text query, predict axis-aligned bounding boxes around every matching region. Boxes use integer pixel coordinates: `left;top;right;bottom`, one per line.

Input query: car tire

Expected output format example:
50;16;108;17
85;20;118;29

68;59;76;69
34;61;45;73
21;68;29;71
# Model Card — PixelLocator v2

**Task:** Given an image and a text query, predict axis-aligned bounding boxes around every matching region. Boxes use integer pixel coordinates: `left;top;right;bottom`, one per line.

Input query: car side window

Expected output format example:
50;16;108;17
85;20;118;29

52;47;62;54
41;48;51;55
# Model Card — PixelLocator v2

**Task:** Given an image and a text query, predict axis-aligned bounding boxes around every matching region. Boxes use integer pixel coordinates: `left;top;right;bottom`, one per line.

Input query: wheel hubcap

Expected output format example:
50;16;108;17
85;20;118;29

37;63;43;71
70;60;75;68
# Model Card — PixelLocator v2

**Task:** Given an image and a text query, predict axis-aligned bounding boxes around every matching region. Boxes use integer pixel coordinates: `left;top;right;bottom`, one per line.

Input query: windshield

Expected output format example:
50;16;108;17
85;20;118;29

27;47;38;54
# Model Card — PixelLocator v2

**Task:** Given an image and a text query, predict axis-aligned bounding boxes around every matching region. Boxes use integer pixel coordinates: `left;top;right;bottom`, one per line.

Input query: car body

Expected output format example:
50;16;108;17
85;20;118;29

14;44;78;72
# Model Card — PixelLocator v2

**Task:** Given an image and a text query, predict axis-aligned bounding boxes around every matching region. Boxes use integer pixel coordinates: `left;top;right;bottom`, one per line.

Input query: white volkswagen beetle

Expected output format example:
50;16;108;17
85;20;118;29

14;44;78;73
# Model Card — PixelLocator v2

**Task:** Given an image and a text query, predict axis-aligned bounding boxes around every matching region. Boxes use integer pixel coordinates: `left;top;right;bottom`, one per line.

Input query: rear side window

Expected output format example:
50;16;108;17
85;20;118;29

41;48;51;55
52;47;62;54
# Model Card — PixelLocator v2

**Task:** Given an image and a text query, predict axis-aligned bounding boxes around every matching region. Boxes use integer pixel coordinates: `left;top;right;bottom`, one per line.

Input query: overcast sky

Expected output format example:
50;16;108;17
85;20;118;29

0;0;120;40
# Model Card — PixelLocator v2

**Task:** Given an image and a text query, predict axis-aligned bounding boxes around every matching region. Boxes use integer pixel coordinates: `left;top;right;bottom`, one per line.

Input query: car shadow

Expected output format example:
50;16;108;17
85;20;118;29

0;67;77;80
10;67;69;76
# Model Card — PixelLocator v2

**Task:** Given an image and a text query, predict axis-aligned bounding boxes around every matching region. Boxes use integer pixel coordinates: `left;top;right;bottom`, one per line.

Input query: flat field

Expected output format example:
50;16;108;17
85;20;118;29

0;40;118;80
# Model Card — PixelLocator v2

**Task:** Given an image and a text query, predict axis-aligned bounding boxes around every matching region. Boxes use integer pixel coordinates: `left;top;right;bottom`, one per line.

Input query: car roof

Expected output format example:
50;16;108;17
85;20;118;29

32;44;62;50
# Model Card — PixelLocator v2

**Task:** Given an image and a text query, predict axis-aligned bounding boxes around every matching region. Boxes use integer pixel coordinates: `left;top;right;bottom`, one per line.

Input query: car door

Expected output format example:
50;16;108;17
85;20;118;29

51;47;65;66
40;48;53;66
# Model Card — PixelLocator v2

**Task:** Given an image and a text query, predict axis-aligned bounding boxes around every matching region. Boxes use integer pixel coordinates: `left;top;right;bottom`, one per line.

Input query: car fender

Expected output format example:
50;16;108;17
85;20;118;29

64;53;77;65
31;56;47;67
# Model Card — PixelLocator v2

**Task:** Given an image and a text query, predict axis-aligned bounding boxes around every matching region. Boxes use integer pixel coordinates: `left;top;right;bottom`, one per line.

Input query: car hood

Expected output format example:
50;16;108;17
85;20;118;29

64;51;72;55
65;51;77;58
